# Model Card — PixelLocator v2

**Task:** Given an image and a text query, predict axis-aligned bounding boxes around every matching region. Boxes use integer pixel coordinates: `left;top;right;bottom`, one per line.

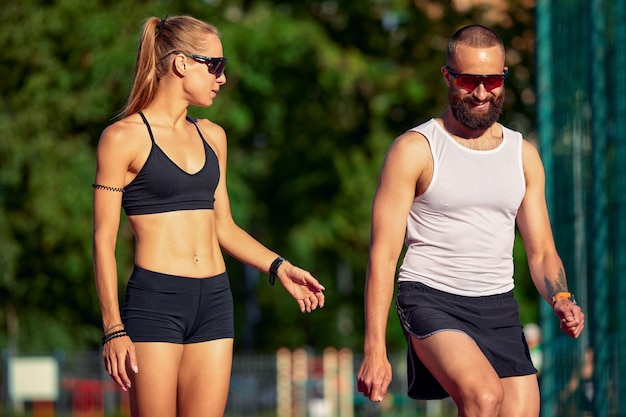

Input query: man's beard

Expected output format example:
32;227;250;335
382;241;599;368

448;88;505;131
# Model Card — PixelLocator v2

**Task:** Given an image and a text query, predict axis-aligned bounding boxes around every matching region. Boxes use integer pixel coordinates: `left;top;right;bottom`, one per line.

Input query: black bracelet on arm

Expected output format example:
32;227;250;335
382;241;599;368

101;329;129;346
92;183;125;193
269;256;286;286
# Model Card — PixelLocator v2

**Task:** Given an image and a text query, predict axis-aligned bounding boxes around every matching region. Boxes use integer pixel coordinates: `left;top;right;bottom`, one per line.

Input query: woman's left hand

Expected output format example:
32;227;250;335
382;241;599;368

277;261;325;312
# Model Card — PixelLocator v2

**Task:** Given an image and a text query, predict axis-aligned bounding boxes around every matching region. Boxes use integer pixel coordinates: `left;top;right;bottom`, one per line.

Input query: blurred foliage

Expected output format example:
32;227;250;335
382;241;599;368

0;0;538;354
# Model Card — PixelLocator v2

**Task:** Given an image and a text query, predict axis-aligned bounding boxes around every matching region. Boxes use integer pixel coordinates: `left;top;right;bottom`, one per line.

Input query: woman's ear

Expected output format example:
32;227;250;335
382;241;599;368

173;54;187;77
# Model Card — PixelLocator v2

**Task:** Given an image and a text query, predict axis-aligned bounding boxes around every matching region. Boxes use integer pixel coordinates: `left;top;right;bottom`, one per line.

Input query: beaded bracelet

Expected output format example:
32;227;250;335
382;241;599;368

101;329;129;346
102;329;126;340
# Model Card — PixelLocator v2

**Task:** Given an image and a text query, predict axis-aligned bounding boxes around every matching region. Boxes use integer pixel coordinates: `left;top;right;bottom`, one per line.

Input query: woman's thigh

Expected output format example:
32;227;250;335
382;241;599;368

129;339;234;417
178;338;234;417
129;342;184;417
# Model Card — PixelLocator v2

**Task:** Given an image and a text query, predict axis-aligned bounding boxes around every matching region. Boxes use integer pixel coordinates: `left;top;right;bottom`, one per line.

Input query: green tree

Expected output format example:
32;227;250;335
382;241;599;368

0;0;538;354
0;0;141;351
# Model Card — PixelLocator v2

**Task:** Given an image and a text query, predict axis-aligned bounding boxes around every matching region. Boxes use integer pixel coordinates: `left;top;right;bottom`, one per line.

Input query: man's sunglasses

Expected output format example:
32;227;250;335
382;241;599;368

184;53;227;77
445;66;508;91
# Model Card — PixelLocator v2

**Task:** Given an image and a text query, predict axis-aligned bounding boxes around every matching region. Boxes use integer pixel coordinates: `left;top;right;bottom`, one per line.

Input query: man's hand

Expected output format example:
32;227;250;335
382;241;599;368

357;353;392;403
553;299;585;338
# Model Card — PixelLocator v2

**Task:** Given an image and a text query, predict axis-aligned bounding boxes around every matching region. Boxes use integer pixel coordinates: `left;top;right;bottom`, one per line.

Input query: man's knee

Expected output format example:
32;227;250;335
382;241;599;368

456;382;504;416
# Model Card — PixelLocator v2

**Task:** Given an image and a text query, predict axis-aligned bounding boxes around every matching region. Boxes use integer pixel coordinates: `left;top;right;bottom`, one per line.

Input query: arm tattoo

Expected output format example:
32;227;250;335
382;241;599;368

544;267;567;299
92;184;125;193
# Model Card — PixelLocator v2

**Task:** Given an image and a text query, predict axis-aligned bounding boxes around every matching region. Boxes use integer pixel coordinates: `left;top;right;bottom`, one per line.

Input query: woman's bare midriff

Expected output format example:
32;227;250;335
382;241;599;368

128;209;225;278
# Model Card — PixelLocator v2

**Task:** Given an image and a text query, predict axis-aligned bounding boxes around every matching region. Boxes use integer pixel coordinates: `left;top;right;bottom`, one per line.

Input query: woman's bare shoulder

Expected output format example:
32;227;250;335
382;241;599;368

195;118;226;138
98;114;150;151
195;118;227;153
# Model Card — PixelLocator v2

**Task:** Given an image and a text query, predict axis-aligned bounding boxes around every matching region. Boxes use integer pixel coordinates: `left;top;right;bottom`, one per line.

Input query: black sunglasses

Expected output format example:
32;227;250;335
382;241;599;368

184;53;227;77
445;66;508;91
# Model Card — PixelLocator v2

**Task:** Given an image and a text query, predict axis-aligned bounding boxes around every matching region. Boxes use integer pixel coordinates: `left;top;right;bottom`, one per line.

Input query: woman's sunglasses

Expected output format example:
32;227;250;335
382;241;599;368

184;53;227;78
445;66;508;92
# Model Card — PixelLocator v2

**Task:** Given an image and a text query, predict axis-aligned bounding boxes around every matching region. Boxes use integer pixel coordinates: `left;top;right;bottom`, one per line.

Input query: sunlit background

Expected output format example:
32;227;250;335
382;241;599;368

0;1;624;416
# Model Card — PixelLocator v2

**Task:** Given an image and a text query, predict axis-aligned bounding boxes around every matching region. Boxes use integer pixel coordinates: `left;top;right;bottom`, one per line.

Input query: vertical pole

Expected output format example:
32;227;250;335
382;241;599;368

276;348;292;417
323;347;338;416
292;348;308;417
3;350;12;417
338;349;354;417
588;0;609;416
613;0;626;415
535;1;556;415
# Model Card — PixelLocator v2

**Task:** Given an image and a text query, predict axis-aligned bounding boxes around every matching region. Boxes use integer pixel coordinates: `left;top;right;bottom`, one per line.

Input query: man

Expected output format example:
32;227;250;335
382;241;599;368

356;25;584;417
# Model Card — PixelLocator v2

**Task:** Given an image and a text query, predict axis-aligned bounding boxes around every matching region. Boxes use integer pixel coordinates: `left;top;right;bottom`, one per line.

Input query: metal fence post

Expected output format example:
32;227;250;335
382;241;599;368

612;0;626;415
588;0;610;416
535;2;557;415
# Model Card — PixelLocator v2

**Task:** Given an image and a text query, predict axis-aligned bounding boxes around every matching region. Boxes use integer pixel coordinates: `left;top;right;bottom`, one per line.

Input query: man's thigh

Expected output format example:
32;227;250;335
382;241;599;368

411;331;502;402
499;374;540;417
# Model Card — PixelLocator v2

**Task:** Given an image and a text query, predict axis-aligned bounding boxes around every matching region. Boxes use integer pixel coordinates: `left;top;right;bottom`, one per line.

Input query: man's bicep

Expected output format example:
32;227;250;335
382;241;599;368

518;141;557;257
369;141;421;259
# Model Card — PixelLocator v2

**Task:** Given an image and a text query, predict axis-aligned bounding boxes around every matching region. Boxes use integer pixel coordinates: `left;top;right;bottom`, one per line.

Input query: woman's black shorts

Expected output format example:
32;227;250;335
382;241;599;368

121;265;234;344
396;281;537;400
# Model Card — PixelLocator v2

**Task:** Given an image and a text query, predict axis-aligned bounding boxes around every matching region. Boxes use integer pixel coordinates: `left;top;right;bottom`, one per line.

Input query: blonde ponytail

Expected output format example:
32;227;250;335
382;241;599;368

119;15;221;118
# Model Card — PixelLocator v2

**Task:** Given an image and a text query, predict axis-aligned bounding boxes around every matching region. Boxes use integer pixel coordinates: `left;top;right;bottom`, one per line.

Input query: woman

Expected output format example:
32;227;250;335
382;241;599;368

92;15;325;417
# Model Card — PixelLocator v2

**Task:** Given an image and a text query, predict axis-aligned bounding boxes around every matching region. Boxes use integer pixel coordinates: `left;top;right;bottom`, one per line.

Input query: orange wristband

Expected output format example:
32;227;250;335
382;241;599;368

551;291;573;307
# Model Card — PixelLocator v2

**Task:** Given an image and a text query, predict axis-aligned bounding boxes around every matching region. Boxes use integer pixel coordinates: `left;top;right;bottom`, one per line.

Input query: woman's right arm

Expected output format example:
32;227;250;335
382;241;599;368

203;119;326;311
92;122;138;391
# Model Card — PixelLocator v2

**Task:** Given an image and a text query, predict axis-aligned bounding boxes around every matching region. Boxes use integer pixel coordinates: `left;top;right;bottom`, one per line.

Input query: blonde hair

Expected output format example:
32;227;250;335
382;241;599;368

120;15;221;118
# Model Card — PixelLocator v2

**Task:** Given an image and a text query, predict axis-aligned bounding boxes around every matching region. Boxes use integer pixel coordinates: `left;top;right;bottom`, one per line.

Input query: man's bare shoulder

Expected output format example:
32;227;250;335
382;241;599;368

519;138;546;188
387;129;432;161
396;129;430;145
521;138;543;166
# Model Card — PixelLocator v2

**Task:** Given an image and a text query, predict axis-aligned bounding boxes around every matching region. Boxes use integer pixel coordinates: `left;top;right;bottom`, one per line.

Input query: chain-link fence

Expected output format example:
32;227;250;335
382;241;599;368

2;349;460;417
536;1;626;416
0;344;606;417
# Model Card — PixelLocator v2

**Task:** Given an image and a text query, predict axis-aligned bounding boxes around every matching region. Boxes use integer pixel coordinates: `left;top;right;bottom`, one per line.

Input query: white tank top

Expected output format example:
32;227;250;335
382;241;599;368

398;119;526;296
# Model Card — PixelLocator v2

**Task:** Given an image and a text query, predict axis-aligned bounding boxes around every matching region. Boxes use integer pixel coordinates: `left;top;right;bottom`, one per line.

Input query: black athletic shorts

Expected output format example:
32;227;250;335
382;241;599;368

121;265;234;344
396;281;537;400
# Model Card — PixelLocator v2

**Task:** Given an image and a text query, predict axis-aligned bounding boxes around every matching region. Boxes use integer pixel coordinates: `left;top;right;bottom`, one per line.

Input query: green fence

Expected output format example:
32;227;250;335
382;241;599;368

536;0;626;416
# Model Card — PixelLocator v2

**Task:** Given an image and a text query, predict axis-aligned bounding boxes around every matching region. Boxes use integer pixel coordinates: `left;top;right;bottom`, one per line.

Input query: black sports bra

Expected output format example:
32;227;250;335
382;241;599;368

121;112;220;215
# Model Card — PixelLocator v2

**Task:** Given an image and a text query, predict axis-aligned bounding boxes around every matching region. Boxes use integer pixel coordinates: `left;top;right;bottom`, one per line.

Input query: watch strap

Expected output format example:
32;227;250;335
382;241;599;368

551;291;576;307
269;256;285;286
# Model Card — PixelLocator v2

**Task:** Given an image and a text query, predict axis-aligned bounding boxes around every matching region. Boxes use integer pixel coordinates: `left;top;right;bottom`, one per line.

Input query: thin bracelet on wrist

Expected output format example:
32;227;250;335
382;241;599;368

103;323;124;333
